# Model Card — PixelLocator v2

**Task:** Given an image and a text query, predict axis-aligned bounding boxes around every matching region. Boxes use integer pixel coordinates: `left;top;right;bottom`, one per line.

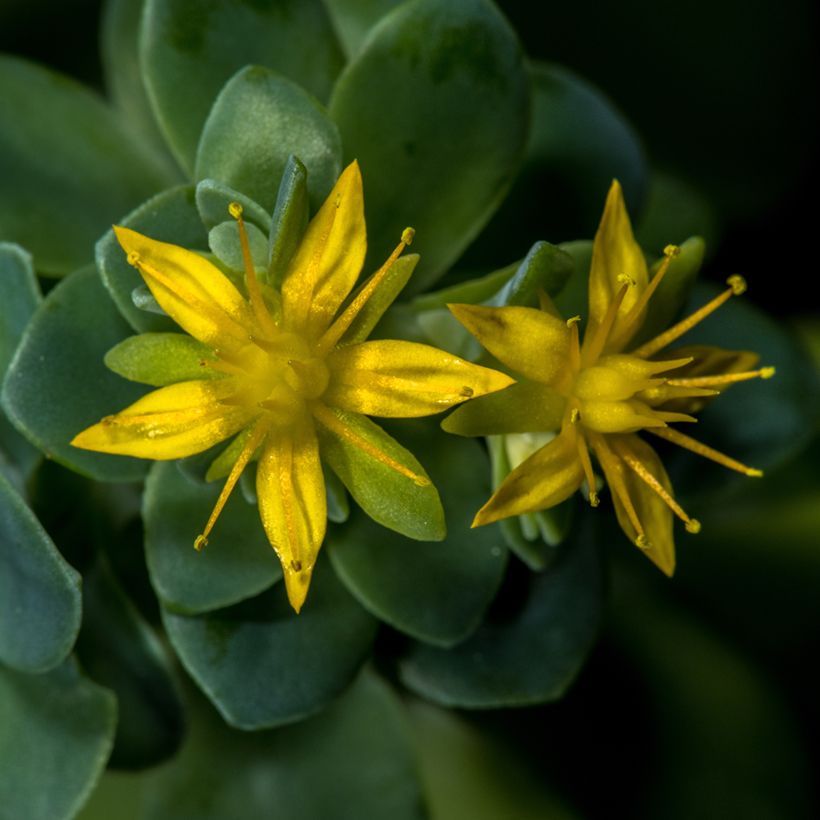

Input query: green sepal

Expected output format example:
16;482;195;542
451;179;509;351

97;185;206;333
140;0;344;172
195;179;271;233
207;220;269;274
324;466;350;524
329;424;507;646
195;66;342;214
411;264;517;314
205;429;253;483
104;333;219;386
488;241;575;307
399;531;603;707
143;462;281;615
1;267;149;482
0;472;81;672
267;155;310;287
329;0;531;292
75;556;184;770
161;556;377;729
0;657;116;820
316;408;445;541
0;56;170;276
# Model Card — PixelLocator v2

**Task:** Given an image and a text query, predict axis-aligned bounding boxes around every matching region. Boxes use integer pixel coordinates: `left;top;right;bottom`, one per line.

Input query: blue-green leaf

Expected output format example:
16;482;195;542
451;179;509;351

195;179;271;233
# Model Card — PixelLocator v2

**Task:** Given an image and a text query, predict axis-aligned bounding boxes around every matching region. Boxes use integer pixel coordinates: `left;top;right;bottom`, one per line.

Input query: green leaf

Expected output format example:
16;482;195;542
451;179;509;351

76;557;184;770
144;462;281;614
329;0;530;291
488;241;575;307
323;0;406;58
208;220;270;273
1;267;150;482
162;556;377;729
195;179;271;233
0;56;170;275
0;657;116;820
267;155;310;287
139;671;424;820
0;472;81;672
105;333;218;386
399;530;603;707
316;409;445;541
196;66;342;214
408;700;579;820
0;243;41;486
97;185;206;333
141;0;344;172
329;424;507;645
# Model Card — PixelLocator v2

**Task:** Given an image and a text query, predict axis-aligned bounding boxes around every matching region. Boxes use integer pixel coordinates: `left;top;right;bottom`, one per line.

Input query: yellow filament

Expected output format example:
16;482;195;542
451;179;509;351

582;282;630;366
312;403;429;486
315;228;415;356
566;316;582;372
667;367;776;388
589;434;645;541
632;276;747;359
575;431;599;506
229;202;277;337
195;417;271;549
619;449;700;532
647;426;763;477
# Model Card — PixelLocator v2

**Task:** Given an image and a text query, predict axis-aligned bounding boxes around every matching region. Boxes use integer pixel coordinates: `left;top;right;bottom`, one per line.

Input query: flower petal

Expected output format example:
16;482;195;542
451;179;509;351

587;180;648;349
281;160;366;339
113;226;255;352
472;425;584;526
594;433;675;575
256;419;326;613
324;340;514;418
71;379;254;460
448;304;572;387
442;381;565;437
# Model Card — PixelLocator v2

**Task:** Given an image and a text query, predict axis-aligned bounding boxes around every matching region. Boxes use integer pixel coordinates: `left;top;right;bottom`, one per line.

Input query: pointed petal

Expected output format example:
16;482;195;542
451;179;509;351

473;425;584;526
448;304;572;387
281;161;366;339
587;180;648;348
71;379;255;459
113;226;255;352
324;340;514;418
596;434;675;575
256;420;326;613
442;380;565;437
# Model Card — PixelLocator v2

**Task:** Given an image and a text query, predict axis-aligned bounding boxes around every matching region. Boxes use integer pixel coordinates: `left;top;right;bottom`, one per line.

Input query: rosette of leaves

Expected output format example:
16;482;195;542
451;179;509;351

1;1;817;819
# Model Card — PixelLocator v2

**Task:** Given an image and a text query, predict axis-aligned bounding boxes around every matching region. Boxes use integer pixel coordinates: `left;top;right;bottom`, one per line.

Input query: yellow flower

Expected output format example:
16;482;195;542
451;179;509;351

73;161;513;611
444;180;772;575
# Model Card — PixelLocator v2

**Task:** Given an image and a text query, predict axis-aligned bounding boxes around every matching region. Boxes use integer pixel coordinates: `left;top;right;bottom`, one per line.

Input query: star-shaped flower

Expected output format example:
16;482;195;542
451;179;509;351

73;161;513;611
444;180;772;574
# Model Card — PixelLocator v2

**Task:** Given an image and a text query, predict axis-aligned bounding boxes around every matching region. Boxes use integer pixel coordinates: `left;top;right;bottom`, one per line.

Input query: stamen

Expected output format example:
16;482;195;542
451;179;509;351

312;403;430;486
589;434;646;541
575;432;599;507
566;316;581;372
667;367;776;388
195;416;271;550
620;449;700;531
647;426;763;477
229;202;277;336
315;227;415;356
632;276;748;359
614;245;680;347
582;281;631;366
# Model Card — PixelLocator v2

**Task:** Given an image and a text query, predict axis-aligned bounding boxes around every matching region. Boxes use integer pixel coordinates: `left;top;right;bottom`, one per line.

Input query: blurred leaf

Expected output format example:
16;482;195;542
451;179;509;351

0;657;116;820
195;178;271;232
207;219;269;273
488;241;574;307
141;0;344;172
143;461;281;614
329;424;507;646
97;185;206;333
105;333;218;387
76;557;184;769
330;0;530;291
162;556;377;729
196;66;342;214
399;530;603;707
0;472;81;672
323;0;406;58
0;56;170;275
1;267;149;482
408;700;578;820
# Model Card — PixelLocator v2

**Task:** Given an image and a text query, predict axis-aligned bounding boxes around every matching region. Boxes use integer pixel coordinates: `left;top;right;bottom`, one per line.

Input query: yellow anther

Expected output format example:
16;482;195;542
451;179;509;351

636;534;651;550
194;534;208;551
761;366;776;379
570;407;581;424
290;559;302;572
727;274;747;295
567;315;582;327
685;519;702;534
335;193;342;208
589;490;600;508
228;201;243;220
460;385;475;398
401;227;415;245
617;273;636;287
126;251;141;267
663;244;681;258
